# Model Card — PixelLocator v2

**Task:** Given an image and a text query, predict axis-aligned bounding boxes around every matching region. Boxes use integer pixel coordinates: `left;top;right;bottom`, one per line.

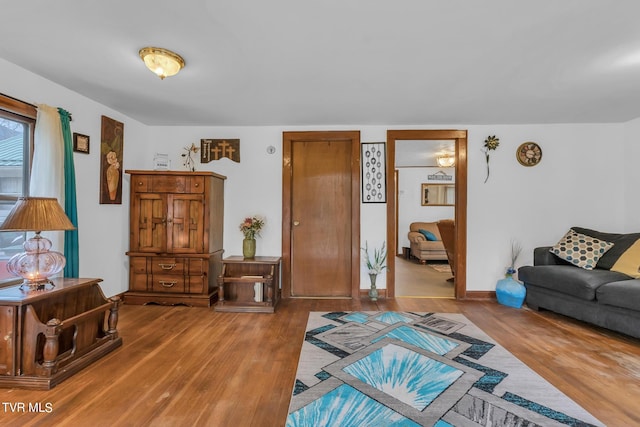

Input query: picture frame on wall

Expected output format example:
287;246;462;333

73;133;90;154
421;183;455;206
361;142;387;203
99;115;124;204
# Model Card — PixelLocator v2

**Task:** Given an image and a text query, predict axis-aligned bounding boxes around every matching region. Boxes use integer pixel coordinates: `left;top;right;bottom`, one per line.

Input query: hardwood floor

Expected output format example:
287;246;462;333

1;298;639;426
395;257;454;298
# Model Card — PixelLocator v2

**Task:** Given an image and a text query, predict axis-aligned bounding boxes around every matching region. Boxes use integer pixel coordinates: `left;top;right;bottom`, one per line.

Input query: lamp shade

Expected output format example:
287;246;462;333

0;197;75;232
0;197;75;290
139;47;185;80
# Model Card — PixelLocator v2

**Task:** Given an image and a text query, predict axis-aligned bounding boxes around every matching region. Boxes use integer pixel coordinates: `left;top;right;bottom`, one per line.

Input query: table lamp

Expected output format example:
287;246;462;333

0;197;75;290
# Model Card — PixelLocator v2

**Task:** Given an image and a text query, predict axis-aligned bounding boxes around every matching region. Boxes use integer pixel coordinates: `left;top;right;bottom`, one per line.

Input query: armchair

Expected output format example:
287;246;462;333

407;222;447;263
437;219;455;280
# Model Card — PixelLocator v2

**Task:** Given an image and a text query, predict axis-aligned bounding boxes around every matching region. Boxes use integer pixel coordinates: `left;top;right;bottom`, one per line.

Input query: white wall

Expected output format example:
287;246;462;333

0;58;148;297
1;58;634;296
623;117;640;232
465;124;626;289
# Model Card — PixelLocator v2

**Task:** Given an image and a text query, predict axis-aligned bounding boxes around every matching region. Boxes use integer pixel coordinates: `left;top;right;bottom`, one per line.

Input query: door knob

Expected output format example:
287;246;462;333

293;220;300;226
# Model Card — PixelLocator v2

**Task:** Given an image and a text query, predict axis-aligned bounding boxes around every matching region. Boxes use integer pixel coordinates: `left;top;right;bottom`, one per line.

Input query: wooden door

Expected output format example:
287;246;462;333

167;194;204;253
283;131;360;298
132;193;167;253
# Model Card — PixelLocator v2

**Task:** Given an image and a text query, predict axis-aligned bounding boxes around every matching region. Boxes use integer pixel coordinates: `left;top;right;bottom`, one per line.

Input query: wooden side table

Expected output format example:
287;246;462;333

215;256;281;313
0;278;122;389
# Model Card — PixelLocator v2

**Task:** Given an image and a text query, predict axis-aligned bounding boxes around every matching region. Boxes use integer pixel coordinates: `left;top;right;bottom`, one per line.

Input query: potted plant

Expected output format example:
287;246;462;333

362;241;387;301
239;215;265;258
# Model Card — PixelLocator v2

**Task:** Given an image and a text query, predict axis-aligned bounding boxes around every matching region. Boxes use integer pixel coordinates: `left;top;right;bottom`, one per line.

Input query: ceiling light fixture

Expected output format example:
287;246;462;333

436;153;455;168
139;47;185;80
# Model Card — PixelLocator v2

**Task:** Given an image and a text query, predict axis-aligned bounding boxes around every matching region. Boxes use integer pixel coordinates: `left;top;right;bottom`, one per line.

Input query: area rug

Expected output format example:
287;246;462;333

428;264;452;274
287;312;603;427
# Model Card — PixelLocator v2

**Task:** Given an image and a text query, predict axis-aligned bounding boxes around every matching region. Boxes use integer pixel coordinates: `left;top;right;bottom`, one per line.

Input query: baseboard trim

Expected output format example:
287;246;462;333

358;289;495;300
359;289;388;298
463;291;496;300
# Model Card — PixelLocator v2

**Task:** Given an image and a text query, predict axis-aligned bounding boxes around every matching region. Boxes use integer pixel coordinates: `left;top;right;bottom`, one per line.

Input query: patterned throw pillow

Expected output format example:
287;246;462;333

550;229;614;270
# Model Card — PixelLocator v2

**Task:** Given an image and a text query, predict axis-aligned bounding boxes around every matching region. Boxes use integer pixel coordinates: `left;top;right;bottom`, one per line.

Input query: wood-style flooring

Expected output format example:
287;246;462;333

1;298;639;426
395;257;454;298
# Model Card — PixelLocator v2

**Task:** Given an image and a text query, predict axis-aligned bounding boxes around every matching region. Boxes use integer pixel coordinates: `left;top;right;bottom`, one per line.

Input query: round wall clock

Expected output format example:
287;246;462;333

516;142;542;166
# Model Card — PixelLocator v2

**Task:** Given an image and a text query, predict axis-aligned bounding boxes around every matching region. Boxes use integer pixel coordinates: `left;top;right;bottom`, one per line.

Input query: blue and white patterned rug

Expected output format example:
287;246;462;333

287;312;603;427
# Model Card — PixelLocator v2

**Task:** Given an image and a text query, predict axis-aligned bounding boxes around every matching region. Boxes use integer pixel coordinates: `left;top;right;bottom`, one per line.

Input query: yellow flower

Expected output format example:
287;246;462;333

484;135;500;151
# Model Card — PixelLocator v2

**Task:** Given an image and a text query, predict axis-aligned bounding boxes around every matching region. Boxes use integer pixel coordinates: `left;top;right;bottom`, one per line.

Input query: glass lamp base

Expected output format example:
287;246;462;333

19;279;55;292
6;233;66;291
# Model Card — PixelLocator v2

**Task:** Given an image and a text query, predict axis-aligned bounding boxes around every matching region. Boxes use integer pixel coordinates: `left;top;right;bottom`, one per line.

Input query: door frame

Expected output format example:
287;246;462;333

282;131;361;299
386;129;468;299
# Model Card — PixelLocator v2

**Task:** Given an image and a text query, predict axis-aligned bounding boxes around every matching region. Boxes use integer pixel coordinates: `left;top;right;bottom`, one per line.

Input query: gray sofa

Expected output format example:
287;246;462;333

518;227;640;339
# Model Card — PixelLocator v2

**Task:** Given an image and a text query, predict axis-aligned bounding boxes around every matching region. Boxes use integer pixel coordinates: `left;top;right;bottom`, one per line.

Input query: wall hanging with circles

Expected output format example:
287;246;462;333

361;142;387;203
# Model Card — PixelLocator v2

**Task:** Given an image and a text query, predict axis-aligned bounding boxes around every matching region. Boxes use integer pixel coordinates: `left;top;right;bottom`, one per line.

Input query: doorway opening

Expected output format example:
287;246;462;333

386;130;467;299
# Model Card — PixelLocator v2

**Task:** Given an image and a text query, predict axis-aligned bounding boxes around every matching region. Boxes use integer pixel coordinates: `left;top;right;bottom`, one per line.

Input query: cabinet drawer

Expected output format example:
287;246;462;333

188;176;205;193
151;258;185;275
131;175;205;194
151;275;186;293
132;176;149;192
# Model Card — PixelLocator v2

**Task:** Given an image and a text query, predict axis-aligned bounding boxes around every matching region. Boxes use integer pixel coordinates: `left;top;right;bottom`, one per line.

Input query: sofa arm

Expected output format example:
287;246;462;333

408;231;426;243
533;246;563;266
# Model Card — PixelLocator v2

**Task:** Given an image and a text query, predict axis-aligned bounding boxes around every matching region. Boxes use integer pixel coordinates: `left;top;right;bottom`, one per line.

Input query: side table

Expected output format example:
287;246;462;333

215;256;281;313
0;278;122;389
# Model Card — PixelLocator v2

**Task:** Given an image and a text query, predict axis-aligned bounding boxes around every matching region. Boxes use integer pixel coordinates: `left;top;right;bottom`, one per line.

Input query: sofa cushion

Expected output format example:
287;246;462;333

610;239;640;278
596;279;640;311
418;229;438;241
572;227;640;270
550;229;614;270
518;265;631;301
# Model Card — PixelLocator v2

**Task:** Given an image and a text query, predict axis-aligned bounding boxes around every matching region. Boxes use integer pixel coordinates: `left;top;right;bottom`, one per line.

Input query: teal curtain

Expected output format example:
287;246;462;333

58;108;79;277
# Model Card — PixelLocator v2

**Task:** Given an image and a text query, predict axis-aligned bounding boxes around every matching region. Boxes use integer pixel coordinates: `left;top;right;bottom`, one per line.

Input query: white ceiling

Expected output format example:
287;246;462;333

2;1;640;126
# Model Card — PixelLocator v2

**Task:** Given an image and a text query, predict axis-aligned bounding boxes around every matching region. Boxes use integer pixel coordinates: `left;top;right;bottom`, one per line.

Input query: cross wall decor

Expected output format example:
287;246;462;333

200;139;241;163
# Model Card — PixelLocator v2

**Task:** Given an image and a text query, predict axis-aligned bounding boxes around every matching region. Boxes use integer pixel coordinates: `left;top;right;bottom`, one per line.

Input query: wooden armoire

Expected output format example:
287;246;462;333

125;170;225;307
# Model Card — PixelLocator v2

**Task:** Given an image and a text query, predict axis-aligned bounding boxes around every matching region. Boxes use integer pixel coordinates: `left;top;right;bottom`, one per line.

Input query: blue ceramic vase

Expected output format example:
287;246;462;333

496;268;526;308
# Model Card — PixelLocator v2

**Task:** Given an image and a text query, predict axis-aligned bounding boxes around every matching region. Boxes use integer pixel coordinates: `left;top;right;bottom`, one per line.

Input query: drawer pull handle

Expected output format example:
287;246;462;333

159;281;177;288
159;263;176;270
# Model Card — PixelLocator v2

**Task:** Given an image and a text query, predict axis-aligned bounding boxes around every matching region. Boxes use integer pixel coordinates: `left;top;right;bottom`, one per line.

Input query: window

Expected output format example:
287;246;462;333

0;94;35;283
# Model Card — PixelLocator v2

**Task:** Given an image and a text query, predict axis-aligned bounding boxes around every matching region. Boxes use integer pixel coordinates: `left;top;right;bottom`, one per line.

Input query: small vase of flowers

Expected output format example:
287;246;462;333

362;241;387;301
239;215;265;258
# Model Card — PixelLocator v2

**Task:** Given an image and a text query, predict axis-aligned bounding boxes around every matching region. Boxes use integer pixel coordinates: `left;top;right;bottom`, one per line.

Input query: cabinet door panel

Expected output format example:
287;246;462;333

167;194;205;253
133;194;167;253
0;306;14;375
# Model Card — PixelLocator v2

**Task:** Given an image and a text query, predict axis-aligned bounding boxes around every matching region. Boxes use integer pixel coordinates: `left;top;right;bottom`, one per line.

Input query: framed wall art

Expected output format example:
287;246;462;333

516;141;542;167
421;183;455;206
99;115;124;204
361;142;386;203
73;133;90;154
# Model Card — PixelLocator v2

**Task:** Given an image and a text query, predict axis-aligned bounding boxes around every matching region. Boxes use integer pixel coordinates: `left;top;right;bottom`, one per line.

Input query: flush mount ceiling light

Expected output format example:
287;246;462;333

138;47;185;80
436;153;455;168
